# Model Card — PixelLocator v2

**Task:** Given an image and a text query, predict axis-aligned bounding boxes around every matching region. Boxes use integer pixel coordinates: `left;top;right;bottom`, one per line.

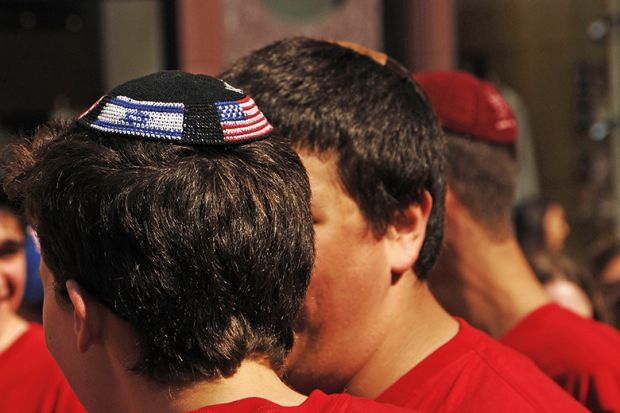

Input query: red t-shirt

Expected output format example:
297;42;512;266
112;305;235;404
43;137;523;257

186;390;418;412
0;324;85;413
376;318;587;412
501;303;620;412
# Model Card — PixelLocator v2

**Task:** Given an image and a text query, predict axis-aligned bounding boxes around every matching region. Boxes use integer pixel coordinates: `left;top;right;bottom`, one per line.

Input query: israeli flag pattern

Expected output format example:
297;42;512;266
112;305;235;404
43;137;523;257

90;96;185;140
215;96;273;142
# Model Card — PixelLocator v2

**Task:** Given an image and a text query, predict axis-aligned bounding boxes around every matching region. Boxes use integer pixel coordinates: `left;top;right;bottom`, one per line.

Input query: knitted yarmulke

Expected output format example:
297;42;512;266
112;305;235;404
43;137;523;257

414;70;518;144
78;71;273;145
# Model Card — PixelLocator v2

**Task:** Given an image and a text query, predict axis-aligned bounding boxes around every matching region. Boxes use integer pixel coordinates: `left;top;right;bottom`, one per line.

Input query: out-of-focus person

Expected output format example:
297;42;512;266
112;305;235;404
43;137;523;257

591;239;620;327
514;196;609;320
0;123;43;324
17;226;43;323
223;38;588;413
418;70;620;412
0;190;84;413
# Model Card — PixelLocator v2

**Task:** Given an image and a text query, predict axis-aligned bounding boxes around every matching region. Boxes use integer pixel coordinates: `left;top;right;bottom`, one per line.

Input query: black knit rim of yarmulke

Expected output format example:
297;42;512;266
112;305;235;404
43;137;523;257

75;71;273;146
76;94;273;146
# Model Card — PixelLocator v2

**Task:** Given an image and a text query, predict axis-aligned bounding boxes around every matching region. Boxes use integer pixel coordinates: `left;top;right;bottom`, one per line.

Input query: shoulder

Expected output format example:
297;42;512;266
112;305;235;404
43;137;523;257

313;392;419;413
501;304;620;411
460;323;588;411
184;393;417;413
0;324;85;412
378;320;586;411
502;304;620;374
13;324;63;373
2;324;48;365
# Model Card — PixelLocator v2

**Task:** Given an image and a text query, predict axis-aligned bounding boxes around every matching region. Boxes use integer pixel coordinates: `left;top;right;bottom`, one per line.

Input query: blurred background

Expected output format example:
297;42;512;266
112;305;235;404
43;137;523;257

1;0;619;267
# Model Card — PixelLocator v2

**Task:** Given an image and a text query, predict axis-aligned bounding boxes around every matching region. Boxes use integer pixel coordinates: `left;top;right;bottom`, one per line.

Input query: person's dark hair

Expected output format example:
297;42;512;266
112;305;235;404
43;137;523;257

0;172;25;236
591;240;620;281
445;132;517;240
513;195;551;255
529;249;611;322
515;196;612;322
2;121;314;386
221;37;446;279
590;240;620;327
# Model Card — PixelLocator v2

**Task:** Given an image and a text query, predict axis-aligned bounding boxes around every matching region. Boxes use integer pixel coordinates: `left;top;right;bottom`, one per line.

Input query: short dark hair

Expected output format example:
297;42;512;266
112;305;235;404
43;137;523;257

0;190;25;236
513;195;551;254
2;121;314;386
221;37;446;279
591;240;620;281
0;165;25;236
445;133;517;240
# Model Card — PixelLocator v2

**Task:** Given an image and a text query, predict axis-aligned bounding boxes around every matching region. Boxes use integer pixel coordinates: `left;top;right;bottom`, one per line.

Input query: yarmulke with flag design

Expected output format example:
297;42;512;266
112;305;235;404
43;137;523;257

78;71;273;145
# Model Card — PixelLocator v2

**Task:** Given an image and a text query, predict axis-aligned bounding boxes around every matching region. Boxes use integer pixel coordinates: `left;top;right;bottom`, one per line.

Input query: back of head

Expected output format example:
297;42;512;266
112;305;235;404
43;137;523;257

414;70;518;240
2;72;314;386
221;37;446;279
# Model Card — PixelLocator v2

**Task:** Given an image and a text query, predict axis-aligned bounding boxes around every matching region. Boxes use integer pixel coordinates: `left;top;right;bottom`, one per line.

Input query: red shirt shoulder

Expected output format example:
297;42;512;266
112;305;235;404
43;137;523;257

376;318;587;412
0;324;85;413
188;390;418;412
501;303;620;412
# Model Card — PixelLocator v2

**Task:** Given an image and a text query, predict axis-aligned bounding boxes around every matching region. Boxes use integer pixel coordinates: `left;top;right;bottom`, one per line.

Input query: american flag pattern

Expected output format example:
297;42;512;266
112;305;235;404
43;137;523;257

215;96;273;142
77;79;273;146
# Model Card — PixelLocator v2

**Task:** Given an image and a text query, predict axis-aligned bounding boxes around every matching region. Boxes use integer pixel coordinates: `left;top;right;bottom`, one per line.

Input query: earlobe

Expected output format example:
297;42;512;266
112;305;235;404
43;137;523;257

388;191;433;275
66;280;98;353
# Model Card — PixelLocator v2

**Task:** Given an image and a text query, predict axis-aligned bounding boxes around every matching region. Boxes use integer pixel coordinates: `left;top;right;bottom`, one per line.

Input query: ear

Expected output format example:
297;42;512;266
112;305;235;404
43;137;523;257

66;280;101;353
386;191;433;275
445;186;464;211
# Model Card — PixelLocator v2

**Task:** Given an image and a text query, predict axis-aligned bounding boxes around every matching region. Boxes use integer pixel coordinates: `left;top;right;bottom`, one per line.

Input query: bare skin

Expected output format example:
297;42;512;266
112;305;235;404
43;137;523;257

0;312;28;354
544;279;593;318
285;151;459;399
40;262;306;413
430;189;551;338
344;281;459;399
0;212;28;354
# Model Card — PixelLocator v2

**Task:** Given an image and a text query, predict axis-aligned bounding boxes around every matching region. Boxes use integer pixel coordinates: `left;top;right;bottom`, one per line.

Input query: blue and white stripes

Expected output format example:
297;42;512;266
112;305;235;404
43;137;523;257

89;96;185;140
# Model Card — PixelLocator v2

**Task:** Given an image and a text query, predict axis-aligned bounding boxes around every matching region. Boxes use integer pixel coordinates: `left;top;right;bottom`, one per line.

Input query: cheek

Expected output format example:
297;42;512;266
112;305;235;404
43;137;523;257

2;253;27;311
288;231;394;388
551;217;563;234
304;228;390;330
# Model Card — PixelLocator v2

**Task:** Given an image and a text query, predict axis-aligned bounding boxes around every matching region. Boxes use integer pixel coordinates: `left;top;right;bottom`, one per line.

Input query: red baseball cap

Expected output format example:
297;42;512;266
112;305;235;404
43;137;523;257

413;70;518;143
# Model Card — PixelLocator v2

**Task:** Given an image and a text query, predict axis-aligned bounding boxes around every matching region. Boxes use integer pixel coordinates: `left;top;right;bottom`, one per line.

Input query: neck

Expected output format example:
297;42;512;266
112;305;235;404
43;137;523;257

87;315;306;413
431;211;550;337
345;273;458;399
0;310;28;354
102;360;306;413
